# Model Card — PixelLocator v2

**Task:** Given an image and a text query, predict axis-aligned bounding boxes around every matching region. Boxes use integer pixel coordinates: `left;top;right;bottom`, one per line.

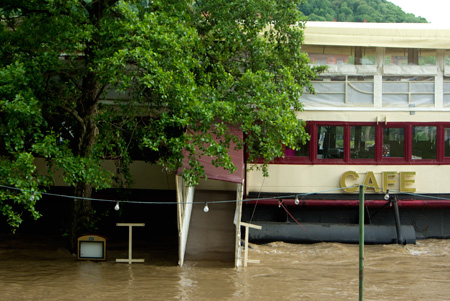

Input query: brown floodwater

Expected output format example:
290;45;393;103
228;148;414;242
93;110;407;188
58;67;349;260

1;234;450;300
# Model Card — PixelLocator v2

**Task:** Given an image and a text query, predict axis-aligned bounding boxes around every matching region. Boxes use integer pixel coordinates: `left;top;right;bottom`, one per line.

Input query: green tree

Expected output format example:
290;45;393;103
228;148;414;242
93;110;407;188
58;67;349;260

338;4;353;22
1;0;322;249
301;0;428;23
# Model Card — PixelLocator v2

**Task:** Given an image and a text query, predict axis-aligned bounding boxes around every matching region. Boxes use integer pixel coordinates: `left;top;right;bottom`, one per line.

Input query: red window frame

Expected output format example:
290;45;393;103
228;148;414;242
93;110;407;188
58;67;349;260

268;121;450;165
378;123;409;164
439;126;450;162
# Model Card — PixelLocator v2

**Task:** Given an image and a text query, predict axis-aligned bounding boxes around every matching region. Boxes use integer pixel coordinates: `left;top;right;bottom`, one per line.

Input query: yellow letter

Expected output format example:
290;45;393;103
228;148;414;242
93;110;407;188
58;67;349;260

382;172;397;192
400;172;416;192
363;171;380;192
340;171;359;192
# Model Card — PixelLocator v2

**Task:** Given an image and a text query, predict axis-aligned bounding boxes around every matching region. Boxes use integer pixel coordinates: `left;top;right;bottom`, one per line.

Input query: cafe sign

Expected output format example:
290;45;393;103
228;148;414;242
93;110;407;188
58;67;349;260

340;171;416;193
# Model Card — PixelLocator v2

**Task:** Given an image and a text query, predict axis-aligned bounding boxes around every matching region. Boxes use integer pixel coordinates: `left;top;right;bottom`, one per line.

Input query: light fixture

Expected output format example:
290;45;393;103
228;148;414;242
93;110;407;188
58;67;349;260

114;202;120;211
203;203;209;213
29;192;35;202
384;190;390;201
294;195;300;205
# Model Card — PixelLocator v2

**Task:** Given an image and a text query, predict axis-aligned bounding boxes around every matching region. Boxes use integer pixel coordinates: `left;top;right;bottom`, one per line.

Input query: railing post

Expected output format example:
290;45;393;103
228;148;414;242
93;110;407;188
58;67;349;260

240;222;262;267
359;185;364;301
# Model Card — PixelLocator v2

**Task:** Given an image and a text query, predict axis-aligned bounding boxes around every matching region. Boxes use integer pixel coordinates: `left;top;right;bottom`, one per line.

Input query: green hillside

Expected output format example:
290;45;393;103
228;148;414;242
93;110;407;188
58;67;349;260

300;0;428;23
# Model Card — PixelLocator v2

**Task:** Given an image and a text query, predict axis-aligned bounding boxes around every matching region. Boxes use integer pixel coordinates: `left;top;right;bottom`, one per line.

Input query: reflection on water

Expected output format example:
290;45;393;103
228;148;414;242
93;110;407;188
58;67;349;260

1;235;450;300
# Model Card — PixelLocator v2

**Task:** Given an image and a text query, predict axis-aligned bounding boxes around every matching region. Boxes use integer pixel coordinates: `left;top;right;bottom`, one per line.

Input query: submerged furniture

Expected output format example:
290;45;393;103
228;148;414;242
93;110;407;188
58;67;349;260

116;223;145;264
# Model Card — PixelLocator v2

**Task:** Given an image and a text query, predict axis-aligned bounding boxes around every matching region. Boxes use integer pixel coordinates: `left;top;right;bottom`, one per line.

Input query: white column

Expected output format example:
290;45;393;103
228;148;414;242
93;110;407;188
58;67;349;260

374;47;385;109
435;49;445;108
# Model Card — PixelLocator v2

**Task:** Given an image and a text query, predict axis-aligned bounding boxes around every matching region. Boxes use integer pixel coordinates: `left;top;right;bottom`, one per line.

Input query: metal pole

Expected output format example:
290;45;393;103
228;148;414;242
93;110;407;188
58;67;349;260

392;196;404;245
359;185;364;301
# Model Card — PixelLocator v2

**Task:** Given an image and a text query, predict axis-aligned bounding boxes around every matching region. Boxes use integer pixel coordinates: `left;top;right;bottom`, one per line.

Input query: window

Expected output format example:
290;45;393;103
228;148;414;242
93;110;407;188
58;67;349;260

350;126;375;159
302;76;373;106
385;48;408;66
446;50;450;67
382;77;435;107
303;46;376;66
284;126;310;158
445;128;450;158
444;77;450;107
384;48;435;66
418;49;436;66
294;140;309;157
382;128;404;158
412;126;436;160
317;126;344;159
270;122;450;165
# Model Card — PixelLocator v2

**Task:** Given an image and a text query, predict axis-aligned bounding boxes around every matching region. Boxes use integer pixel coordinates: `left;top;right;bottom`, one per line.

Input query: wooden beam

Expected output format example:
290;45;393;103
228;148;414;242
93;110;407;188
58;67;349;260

240;222;262;267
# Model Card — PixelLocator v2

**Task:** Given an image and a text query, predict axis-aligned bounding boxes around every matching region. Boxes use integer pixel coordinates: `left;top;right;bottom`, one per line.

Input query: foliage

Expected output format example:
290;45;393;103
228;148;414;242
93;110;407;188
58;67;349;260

0;0;322;233
300;0;428;23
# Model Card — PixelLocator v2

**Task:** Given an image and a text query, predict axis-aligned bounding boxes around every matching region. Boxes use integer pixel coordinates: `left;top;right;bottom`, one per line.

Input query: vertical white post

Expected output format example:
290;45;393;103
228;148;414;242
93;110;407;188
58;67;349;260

244;224;250;267
435;49;445;108
374;47;384;109
128;225;133;264
234;180;244;268
178;185;195;267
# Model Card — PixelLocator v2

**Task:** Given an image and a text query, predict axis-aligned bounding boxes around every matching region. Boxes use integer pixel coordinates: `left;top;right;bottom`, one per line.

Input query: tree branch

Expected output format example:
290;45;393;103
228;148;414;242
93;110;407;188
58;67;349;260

61;105;85;131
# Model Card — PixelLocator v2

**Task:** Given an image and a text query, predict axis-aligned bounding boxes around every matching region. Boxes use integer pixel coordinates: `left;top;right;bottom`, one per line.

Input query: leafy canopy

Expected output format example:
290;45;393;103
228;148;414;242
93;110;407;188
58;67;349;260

300;0;428;23
0;0;322;229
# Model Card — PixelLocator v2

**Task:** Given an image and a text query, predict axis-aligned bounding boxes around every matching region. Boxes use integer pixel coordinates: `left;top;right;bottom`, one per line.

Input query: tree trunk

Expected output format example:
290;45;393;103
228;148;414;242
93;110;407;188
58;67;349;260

68;66;100;252
67;1;109;252
69;182;95;252
68;112;99;252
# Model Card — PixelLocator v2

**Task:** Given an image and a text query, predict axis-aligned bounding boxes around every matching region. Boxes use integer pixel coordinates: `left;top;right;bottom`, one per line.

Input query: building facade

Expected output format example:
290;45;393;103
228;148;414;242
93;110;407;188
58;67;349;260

244;22;450;242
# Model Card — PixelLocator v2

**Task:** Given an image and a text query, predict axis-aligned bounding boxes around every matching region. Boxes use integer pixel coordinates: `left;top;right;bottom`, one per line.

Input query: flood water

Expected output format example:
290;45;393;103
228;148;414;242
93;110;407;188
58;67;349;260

1;234;450;300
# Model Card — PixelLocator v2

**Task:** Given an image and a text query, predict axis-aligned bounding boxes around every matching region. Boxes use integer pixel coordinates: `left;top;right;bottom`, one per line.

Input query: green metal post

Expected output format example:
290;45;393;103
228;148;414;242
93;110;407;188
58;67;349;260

359;185;364;301
392;196;404;245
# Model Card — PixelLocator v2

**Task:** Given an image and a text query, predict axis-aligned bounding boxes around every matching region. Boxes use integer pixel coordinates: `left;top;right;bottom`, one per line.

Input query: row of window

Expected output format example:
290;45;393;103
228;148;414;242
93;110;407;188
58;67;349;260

280;122;450;164
300;76;450;107
303;46;447;66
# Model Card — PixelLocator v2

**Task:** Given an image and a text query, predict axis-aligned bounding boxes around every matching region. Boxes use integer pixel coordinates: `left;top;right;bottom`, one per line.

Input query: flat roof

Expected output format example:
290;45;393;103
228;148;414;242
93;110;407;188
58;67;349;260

303;22;450;49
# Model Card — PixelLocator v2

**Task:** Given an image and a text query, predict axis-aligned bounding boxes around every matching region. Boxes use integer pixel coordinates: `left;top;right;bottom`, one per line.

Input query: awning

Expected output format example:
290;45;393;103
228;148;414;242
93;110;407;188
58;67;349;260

178;126;244;184
304;21;450;49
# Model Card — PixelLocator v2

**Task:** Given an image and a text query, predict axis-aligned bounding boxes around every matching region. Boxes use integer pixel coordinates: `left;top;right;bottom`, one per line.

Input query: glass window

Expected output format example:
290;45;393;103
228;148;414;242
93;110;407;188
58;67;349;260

350;126;375;159
382;128;404;158
303;46;375;66
317;126;344;159
382;76;435;107
444;78;450;107
358;47;376;65
284;128;310;158
418;49;436;66
294;141;309;157
385;48;408;66
445;128;450;157
348;76;374;105
412;126;436;160
385;48;435;66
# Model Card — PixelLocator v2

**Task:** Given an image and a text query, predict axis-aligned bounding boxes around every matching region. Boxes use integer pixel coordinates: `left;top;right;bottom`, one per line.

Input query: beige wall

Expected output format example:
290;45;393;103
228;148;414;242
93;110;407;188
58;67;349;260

35;158;238;191
246;164;450;195
35;158;176;189
298;111;450;123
